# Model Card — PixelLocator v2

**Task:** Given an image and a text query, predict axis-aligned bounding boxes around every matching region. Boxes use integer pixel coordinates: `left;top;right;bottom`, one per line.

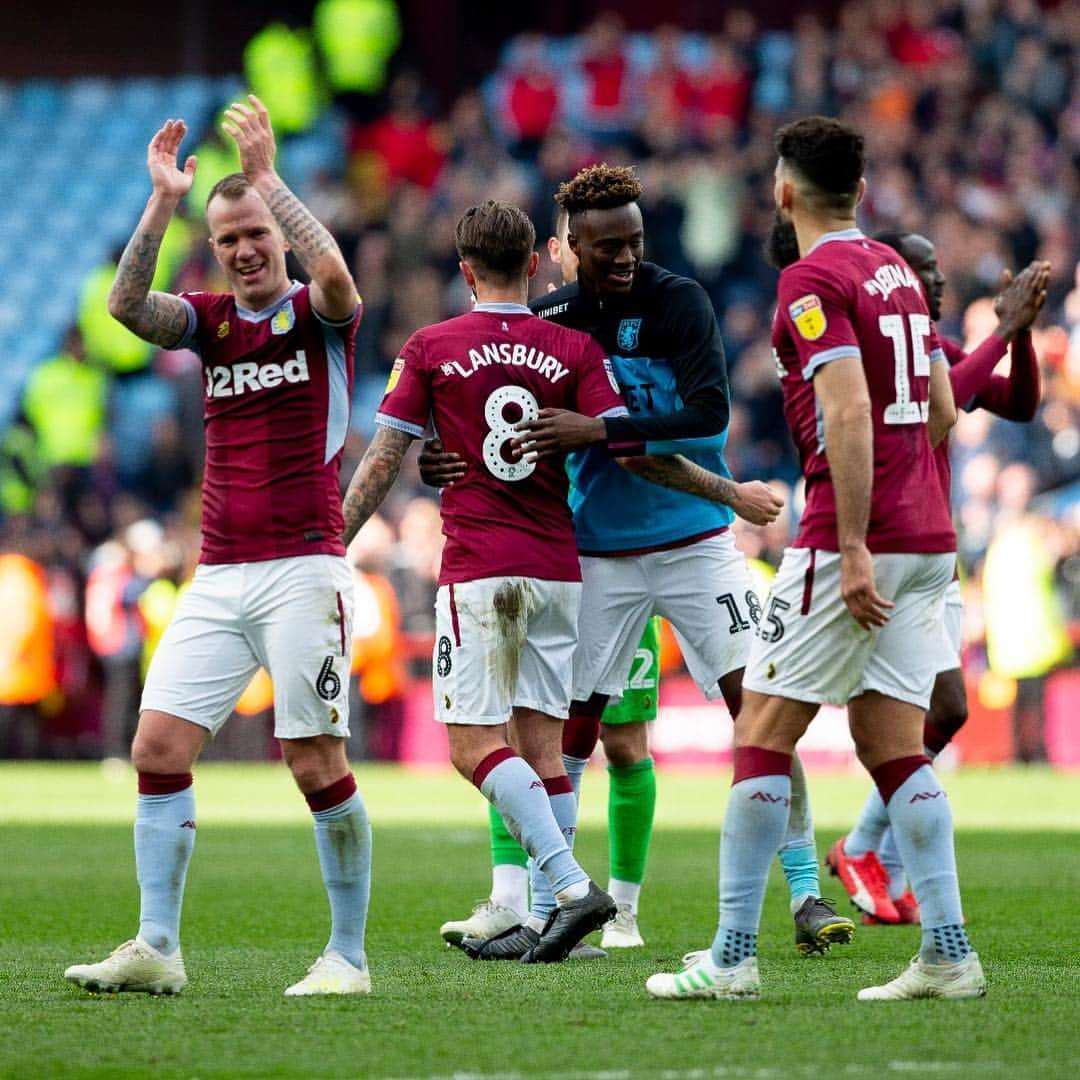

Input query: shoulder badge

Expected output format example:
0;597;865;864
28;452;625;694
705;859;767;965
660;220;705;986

270;300;296;336
788;294;826;341
602;357;622;395
616;318;642;351
385;357;405;394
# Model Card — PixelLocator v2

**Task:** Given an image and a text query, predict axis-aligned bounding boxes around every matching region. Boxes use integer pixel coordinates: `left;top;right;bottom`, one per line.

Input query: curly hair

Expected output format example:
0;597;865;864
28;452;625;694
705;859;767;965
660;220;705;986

554;163;642;218
775;116;864;201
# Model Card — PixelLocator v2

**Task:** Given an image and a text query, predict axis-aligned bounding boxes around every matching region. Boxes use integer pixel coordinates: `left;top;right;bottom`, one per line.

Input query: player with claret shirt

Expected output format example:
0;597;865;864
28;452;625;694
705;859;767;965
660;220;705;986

648;116;987;1003
828;232;1047;925
341;200;626;963
65;97;373;998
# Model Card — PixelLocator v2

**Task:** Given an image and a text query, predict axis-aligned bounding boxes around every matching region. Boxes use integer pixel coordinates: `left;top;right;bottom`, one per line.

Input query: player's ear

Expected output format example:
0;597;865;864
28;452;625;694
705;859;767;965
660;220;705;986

526;250;540;279
854;177;867;208
777;177;794;213
459;259;477;293
547;236;560;265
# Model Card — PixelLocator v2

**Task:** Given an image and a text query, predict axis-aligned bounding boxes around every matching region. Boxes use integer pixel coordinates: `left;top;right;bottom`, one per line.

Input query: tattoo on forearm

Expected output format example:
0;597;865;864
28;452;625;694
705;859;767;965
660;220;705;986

342;428;413;546
110;230;187;347
264;185;338;270
626;455;737;506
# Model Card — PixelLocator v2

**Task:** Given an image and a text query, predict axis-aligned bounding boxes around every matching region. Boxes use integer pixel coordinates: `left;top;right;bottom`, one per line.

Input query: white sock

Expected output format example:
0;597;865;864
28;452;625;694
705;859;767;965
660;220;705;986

608;879;641;912
490;864;528;916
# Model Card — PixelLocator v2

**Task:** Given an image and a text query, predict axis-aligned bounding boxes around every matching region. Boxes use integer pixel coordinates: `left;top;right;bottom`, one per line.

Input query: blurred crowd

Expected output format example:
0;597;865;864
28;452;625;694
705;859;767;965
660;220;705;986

4;0;1080;762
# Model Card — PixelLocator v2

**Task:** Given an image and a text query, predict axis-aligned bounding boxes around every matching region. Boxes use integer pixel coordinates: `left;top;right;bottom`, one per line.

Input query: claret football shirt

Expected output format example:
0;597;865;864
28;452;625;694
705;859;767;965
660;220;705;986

376;303;627;585
772;229;955;554
177;282;360;564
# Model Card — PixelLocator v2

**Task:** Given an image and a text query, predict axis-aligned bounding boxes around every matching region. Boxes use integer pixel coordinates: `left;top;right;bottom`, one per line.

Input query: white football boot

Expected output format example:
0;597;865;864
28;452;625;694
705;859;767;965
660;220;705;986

440;899;523;947
646;951;760;1000
601;904;645;948
285;950;371;996
857;952;986;1001
64;938;187;995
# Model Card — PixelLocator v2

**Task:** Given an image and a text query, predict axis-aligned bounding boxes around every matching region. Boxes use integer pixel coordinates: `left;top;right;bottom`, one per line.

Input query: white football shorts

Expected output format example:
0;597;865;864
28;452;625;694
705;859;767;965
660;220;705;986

573;531;757;703
433;576;582;725
742;548;955;710
937;578;963;673
141;554;354;739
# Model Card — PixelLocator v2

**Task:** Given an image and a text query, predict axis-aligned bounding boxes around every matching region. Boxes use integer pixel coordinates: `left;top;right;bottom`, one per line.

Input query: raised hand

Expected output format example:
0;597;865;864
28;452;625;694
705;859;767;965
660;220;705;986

995;260;1051;340
147;119;197;200
222;94;278;182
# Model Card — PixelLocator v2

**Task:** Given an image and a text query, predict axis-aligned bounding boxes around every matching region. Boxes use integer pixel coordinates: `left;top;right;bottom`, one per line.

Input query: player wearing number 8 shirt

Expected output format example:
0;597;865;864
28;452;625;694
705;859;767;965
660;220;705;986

343;200;626;962
648;116;983;1004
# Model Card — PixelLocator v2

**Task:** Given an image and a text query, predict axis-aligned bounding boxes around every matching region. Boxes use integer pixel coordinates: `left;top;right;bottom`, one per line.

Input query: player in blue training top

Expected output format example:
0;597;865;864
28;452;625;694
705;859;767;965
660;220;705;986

430;164;854;962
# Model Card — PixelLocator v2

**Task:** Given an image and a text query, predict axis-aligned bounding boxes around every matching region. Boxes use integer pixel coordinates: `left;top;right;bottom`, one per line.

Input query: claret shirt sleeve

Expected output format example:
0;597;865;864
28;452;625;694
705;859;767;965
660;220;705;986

776;263;861;380
574;338;630;419
175;292;206;353
375;334;430;438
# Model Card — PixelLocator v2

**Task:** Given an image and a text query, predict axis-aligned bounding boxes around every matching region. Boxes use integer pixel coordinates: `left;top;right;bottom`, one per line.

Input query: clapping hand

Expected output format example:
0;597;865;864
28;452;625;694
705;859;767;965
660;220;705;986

222;94;278;182
147;119;196;200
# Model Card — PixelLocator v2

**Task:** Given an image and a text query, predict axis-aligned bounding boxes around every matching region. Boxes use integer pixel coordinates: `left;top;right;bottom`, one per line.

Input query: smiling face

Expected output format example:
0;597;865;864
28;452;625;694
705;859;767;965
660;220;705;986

567;202;644;295
207;189;291;311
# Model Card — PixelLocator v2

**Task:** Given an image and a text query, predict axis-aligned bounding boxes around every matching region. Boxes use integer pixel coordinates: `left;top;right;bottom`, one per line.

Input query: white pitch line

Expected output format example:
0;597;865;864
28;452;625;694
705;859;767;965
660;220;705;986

380;1062;1014;1080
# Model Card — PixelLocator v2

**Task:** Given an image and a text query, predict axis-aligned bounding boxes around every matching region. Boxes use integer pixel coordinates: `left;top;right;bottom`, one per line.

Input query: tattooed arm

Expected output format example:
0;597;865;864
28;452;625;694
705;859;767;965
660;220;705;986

223;95;357;322
617;455;784;526
342;427;416;547
107;118;197;347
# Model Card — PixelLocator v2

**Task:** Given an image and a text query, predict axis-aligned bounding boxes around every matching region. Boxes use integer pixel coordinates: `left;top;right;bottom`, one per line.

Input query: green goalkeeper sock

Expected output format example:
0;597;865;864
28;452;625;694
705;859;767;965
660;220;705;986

488;800;528;868
607;756;656;889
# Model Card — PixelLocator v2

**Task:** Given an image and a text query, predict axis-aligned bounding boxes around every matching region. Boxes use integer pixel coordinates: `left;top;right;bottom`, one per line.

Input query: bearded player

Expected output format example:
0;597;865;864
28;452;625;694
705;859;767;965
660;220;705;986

647;115;990;1002
827;232;1046;924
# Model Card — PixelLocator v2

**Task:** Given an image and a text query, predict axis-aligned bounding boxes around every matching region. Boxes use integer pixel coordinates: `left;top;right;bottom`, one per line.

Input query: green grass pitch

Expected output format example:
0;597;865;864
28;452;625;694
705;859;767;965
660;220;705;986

1;763;1078;1079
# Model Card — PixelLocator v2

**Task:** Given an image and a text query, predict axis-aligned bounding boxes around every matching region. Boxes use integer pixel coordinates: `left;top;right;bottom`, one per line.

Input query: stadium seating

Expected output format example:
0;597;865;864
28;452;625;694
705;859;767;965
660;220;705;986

0;75;247;431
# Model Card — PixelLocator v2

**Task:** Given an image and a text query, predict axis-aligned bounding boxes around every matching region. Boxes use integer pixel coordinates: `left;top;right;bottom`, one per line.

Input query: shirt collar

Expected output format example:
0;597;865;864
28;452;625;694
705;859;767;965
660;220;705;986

807;227;864;255
473;302;532;314
235;280;303;322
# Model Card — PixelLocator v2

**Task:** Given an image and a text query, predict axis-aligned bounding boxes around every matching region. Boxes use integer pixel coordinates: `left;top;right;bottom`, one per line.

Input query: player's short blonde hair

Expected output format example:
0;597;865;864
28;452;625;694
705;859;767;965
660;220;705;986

205;172;252;209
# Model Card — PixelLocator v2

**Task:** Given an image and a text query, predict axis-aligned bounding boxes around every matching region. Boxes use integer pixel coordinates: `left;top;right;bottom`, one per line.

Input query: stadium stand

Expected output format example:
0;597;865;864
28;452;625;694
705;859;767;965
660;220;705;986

3;1;1080;765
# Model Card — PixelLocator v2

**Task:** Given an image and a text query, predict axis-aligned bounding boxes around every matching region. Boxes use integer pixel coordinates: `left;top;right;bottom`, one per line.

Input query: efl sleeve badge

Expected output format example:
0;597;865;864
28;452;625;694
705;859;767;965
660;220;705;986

385;357;405;394
788;294;826;341
602;357;622;394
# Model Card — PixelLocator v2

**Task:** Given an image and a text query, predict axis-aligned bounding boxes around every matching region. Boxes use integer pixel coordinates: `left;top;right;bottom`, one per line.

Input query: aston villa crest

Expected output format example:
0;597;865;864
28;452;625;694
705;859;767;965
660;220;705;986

270;300;296;335
617;318;642;351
